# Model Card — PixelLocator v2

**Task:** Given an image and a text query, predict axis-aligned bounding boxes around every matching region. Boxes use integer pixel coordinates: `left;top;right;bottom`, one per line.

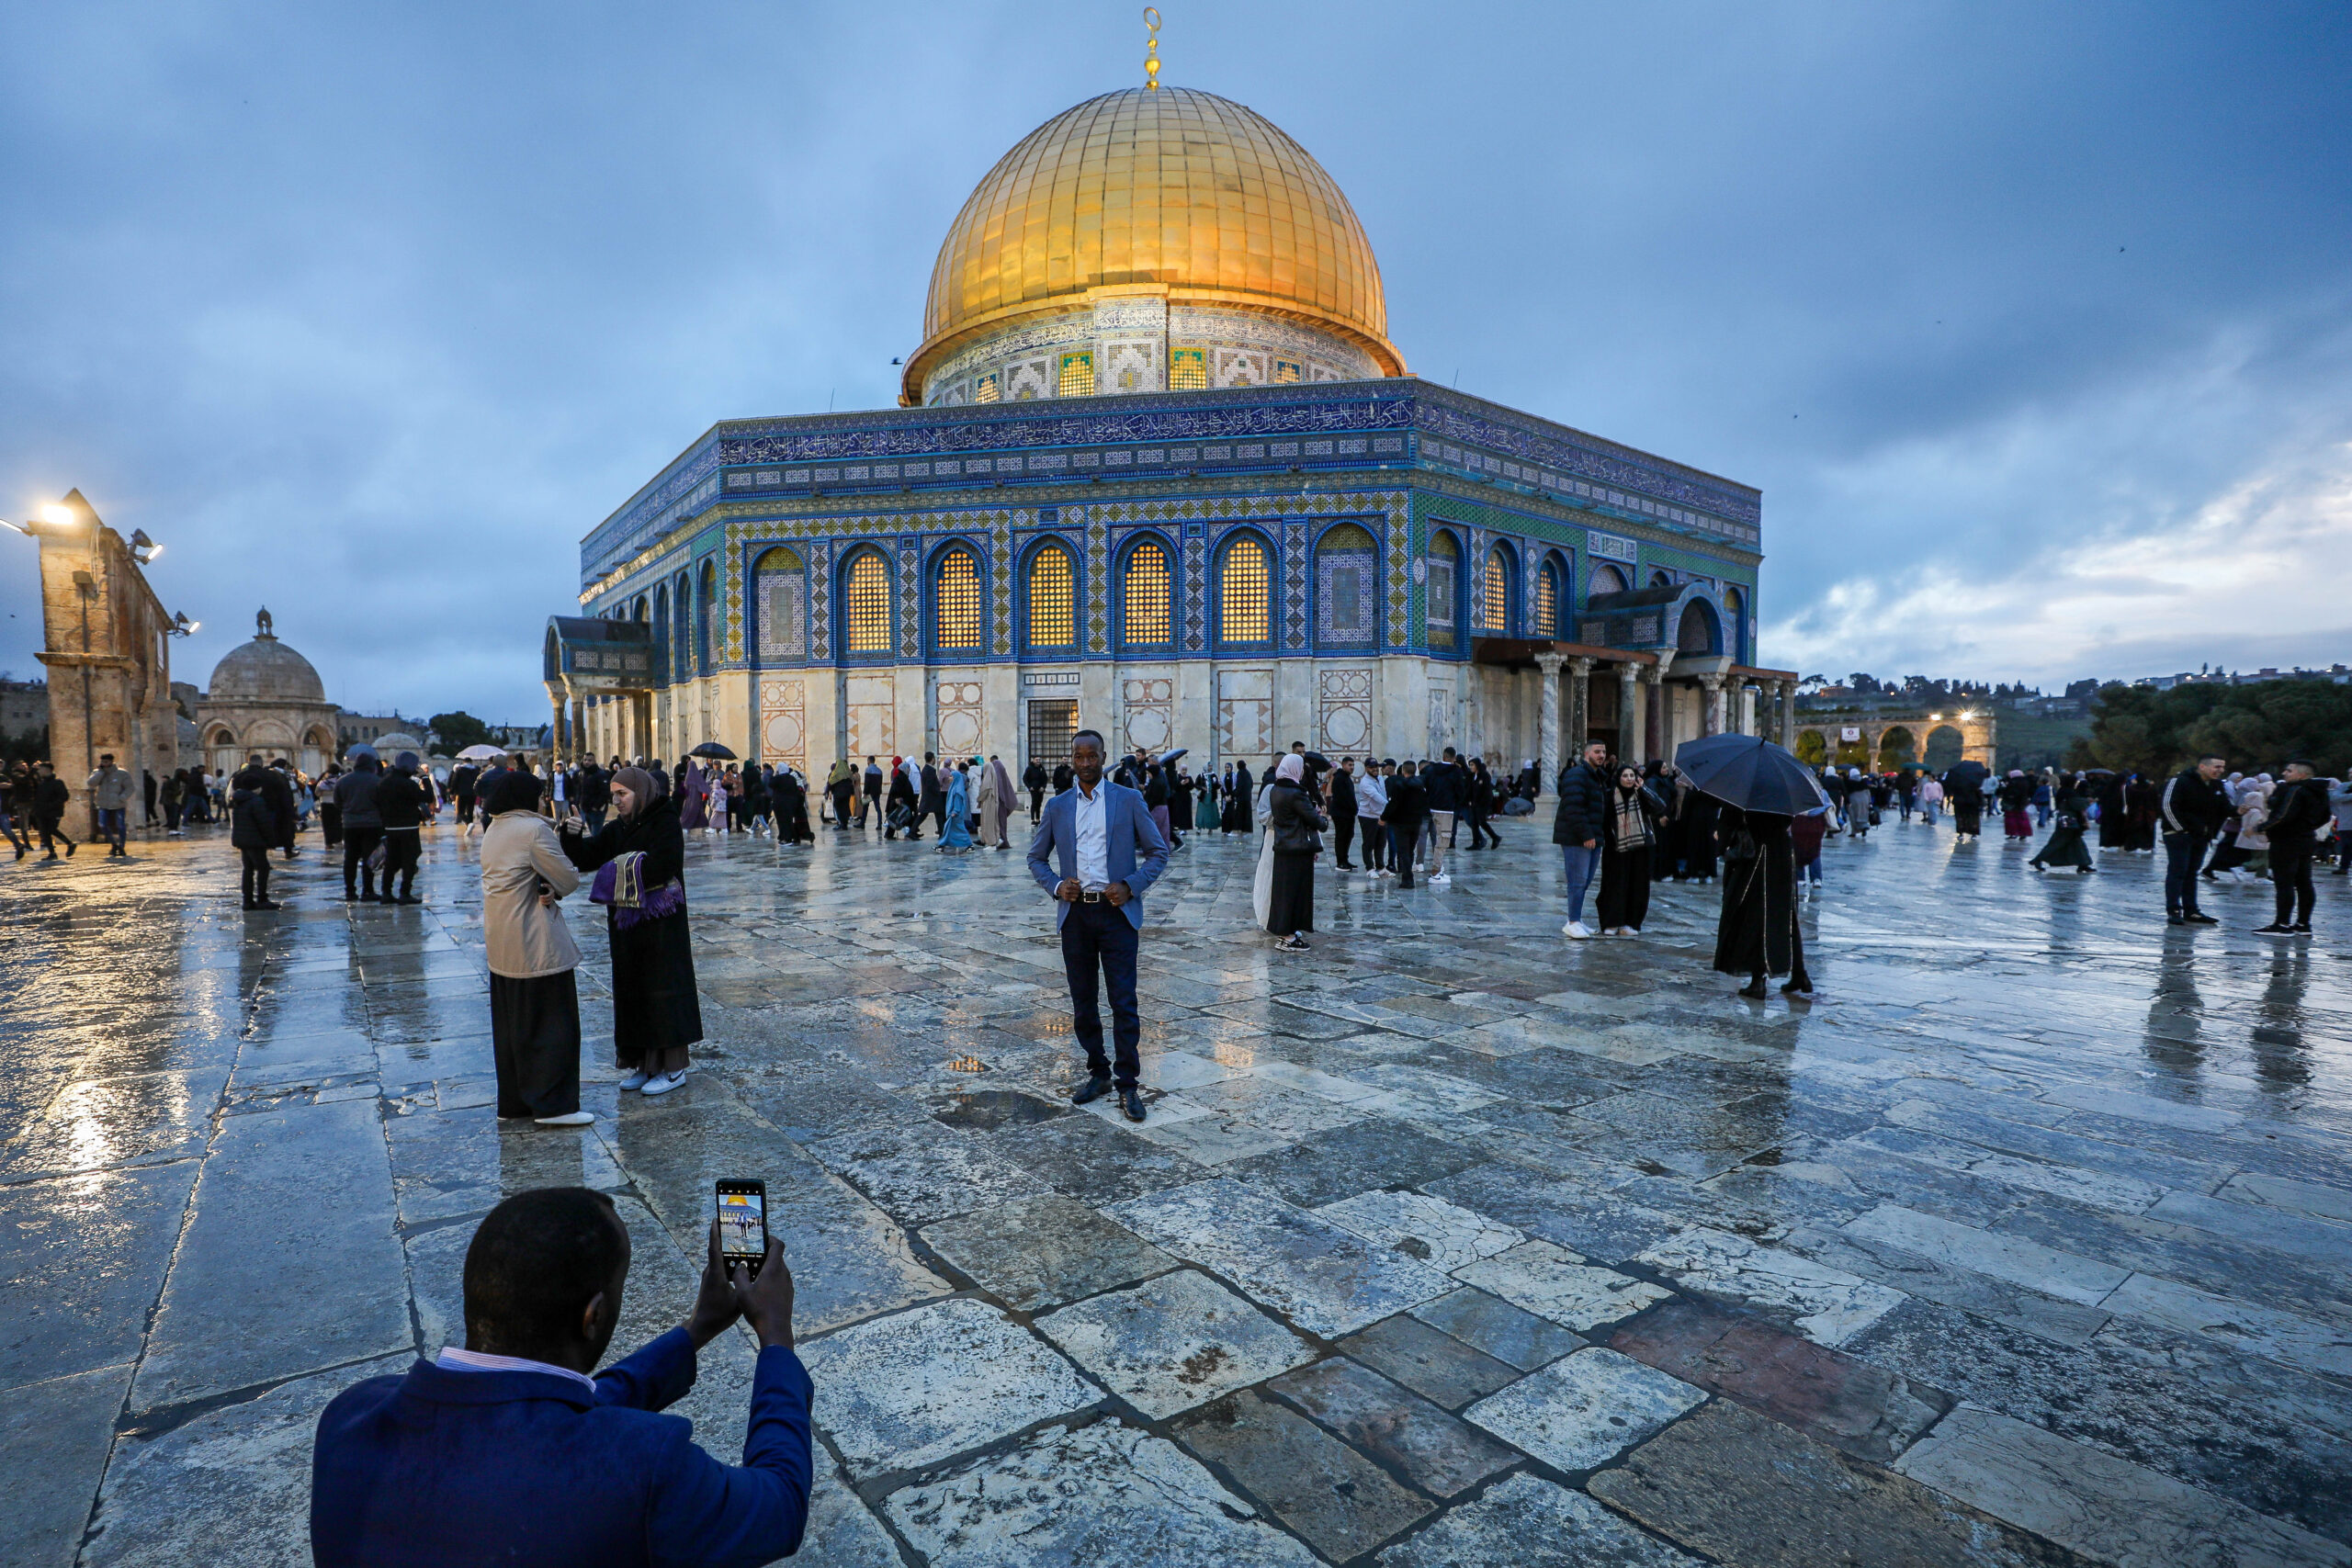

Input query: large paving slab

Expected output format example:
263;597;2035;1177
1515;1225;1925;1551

1173;1389;1437;1561
1108;1178;1459;1337
1894;1404;2352;1568
1589;1399;2084;1568
1036;1268;1315;1417
883;1419;1321;1567
1376;1472;1706;1567
796;1297;1100;1479
1463;1346;1706;1472
1452;1240;1675;1332
922;1191;1176;1311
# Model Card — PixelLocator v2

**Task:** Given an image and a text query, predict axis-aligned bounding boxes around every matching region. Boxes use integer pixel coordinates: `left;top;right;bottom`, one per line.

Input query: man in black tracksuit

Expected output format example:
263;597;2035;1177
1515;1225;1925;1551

2159;755;2230;926
2256;761;2330;935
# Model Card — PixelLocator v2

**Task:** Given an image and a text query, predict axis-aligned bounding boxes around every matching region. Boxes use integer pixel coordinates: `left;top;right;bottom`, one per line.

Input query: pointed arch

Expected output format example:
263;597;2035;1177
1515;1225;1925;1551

930;540;984;653
839;546;894;657
1427;527;1463;649
1023;537;1078;651
1480;538;1518;636
1314;521;1379;648
1216;528;1274;646
1533;551;1567;637
1117;532;1175;647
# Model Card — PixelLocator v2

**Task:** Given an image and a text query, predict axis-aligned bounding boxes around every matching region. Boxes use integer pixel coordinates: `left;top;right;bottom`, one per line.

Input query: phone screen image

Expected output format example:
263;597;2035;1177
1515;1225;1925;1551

717;1188;765;1264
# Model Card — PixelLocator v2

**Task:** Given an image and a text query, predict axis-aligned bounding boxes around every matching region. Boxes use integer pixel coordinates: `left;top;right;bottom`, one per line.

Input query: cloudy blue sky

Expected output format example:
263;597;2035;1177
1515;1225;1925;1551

3;3;2346;717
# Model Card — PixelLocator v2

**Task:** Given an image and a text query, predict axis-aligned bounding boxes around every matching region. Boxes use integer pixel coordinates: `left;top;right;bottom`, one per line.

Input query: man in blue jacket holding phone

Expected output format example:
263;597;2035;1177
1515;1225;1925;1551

311;1187;810;1567
1027;728;1170;1123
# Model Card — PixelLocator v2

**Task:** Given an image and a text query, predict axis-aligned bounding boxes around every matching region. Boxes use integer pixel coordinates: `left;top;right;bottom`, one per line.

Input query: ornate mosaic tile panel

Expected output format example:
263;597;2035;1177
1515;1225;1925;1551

1085;509;1108;653
1283;521;1308;649
898;536;921;659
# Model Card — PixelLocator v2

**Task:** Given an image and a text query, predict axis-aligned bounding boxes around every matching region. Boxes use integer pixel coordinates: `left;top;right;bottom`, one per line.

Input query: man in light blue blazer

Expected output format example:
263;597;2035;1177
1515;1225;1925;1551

1027;728;1170;1122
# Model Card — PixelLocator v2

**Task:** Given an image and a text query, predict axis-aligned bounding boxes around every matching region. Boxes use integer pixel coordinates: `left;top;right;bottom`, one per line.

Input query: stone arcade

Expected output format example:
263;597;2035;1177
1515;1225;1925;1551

548;85;1796;782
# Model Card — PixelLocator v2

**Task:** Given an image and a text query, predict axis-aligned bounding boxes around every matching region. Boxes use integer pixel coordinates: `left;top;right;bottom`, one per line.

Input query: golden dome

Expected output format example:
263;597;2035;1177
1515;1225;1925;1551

903;86;1403;405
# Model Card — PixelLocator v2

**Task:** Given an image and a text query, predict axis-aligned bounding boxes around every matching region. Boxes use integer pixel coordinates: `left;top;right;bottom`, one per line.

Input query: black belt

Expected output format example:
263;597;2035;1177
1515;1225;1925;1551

1079;890;1106;902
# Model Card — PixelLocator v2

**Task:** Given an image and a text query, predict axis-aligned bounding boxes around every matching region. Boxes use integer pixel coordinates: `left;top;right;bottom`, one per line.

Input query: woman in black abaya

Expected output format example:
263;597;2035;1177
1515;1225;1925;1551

1713;805;1812;999
560;765;703;1095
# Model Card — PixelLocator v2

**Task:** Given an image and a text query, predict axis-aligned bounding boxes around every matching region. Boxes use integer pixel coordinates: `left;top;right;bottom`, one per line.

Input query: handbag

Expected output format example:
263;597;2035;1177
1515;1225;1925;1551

1723;829;1759;864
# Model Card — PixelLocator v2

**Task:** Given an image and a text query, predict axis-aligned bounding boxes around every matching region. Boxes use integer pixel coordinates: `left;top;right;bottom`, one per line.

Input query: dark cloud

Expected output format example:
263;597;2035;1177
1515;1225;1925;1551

3;3;2346;709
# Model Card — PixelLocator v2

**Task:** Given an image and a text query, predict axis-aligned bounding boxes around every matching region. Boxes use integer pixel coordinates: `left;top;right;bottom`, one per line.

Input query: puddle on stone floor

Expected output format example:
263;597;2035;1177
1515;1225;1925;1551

932;1088;1067;1131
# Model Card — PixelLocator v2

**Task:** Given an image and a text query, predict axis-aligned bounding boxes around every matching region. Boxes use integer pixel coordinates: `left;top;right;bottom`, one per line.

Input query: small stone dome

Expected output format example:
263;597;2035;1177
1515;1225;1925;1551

208;609;326;705
371;731;424;755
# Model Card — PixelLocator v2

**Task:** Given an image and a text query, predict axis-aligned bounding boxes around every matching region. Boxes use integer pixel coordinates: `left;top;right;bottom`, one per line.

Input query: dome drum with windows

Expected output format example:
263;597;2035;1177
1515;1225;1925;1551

553;54;1777;791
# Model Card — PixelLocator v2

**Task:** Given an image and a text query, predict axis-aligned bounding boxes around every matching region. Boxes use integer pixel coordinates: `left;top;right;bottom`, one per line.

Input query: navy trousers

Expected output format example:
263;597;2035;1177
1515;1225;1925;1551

2163;831;2208;919
1060;898;1141;1088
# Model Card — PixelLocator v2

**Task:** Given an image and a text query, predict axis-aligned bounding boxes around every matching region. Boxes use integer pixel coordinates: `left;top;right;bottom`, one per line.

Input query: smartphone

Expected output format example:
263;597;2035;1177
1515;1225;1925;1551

715;1179;769;1279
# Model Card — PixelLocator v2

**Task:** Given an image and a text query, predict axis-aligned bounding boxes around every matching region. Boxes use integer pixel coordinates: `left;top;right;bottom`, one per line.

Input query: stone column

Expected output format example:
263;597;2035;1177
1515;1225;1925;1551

1699;673;1725;737
1778;681;1796;748
1619;663;1645;765
1568;657;1593;759
1534;653;1564;797
1640;664;1671;764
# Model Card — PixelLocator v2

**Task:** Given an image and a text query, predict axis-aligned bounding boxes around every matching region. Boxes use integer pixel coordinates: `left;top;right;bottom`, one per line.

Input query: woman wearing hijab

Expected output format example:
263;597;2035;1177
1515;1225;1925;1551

885;755;920;839
772;765;812;844
480;772;593;1125
560;765;702;1096
1713;805;1811;999
938;762;974;853
983;754;1017;850
1597;764;1662;936
973;755;1001;848
2030;774;2096;874
678;759;709;833
1262;754;1328;952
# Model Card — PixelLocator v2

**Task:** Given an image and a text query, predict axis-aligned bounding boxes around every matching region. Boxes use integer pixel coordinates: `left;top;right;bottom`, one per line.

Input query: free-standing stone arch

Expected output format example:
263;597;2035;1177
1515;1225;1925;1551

1807;708;1996;773
1793;728;1827;767
1875;725;1917;770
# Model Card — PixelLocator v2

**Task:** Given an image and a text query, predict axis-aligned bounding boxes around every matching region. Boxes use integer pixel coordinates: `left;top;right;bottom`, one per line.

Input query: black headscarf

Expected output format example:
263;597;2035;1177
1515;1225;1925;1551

483;770;545;818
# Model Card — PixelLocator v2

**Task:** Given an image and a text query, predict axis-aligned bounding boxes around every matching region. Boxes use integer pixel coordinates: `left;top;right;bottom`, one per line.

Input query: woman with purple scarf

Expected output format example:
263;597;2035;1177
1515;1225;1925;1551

559;765;704;1096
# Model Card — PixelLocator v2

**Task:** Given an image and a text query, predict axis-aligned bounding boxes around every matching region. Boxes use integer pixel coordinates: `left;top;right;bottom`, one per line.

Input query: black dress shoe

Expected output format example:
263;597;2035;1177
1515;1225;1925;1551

1120;1089;1147;1122
2185;913;2219;925
1736;981;1769;999
1070;1072;1114;1106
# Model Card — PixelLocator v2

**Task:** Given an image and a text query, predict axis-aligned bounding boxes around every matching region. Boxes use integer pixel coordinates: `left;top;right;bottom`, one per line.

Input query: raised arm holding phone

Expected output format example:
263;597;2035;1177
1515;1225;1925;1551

312;1186;808;1568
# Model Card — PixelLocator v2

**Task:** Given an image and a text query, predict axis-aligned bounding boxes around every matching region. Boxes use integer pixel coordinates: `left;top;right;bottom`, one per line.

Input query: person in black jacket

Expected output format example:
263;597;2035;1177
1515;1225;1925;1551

1023;759;1048;820
374;752;429;904
336;752;384;899
1329;758;1361;870
2159;755;2229;926
1552;740;1611;938
1384;761;1427;889
2256;761;2330;935
1265;756;1329;952
1714;806;1809;998
231;762;283;909
1464;758;1501;850
262;758;299;858
31;762;75;859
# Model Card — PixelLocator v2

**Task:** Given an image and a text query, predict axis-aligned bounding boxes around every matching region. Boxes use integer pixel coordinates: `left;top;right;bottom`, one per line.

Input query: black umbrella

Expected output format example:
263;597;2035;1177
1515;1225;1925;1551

1946;758;1990;790
689;741;738;761
1672;733;1833;816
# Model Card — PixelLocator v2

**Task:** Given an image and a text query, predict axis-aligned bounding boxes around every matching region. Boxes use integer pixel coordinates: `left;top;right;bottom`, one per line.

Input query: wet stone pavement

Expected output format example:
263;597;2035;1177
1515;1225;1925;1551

5;808;2351;1567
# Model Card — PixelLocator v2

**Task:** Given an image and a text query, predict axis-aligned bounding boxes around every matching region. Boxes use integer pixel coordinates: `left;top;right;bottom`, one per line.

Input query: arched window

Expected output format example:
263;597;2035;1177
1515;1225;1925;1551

1480;543;1514;635
1427;530;1460;649
1316;523;1378;645
1676;601;1720;655
1121;538;1171;645
842;550;892;655
695;560;717;673
1723;585;1746;663
1650;569;1677;589
672;572;692;675
933;545;982;652
1533;556;1564;637
753;546;806;661
1218;534;1272;644
1589;563;1630;598
1026;543;1076;649
651;584;672;682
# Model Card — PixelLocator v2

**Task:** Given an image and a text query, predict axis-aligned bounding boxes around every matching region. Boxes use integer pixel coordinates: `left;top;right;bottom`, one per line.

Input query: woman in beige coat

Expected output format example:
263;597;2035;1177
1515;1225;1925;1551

479;772;592;1125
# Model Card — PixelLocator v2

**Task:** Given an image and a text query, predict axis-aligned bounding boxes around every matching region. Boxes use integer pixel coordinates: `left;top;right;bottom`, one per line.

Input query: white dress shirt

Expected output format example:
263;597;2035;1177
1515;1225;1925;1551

436;1345;600;1395
1074;779;1110;890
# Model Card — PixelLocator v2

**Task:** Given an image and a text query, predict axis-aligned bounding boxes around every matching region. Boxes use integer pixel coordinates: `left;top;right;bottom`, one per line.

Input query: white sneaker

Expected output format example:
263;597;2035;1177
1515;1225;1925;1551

639;1070;687;1097
1430;873;1452;886
616;1070;650;1092
534;1111;595;1126
1564;921;1592;940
